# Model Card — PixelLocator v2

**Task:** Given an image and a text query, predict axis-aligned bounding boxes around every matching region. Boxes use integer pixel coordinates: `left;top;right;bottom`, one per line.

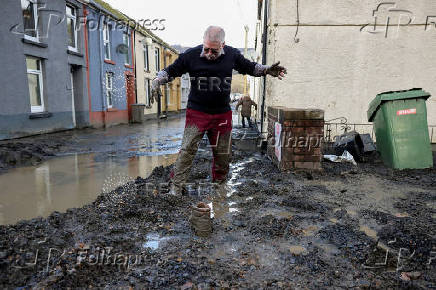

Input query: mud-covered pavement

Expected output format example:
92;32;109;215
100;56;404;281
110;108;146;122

0;133;435;288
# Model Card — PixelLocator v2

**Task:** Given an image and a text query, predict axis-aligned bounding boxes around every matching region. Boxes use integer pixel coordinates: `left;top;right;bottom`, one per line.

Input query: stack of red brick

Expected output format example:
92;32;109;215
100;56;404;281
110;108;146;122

267;106;324;170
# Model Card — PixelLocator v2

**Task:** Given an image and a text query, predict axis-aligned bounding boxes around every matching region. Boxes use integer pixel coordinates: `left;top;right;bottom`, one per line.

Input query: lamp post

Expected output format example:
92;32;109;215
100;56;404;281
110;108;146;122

243;25;249;96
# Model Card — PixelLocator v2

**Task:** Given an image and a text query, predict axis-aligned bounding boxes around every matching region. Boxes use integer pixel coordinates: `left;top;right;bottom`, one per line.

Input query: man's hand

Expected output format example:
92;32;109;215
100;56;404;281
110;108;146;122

151;78;162;103
265;61;287;80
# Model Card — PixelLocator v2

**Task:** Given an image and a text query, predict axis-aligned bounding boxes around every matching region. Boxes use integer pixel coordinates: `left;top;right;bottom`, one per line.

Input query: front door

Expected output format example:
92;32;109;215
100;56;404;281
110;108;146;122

126;74;136;122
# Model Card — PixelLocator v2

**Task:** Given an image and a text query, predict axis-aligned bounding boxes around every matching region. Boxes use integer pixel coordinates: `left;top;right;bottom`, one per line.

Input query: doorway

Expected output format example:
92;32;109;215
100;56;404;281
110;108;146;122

125;73;136;122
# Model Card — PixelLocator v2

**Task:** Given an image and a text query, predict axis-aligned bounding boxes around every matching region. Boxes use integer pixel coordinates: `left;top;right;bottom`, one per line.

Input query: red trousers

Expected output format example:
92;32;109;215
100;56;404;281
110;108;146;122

171;109;232;185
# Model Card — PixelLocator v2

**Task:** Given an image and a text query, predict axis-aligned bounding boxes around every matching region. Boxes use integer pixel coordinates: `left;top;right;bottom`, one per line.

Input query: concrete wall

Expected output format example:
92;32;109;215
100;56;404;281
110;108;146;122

257;0;436;130
0;0;88;140
86;6;134;127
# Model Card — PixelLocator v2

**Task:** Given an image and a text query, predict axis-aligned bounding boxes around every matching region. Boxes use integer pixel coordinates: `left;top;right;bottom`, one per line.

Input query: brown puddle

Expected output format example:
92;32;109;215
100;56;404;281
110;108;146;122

289;245;307;255
0;153;177;225
302;225;319;236
394;212;410;218
359;225;378;239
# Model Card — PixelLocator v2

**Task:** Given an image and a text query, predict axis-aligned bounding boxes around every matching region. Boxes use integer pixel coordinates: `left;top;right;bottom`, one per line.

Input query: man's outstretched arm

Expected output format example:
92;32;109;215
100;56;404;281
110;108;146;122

264;61;287;80
152;52;189;100
234;49;287;79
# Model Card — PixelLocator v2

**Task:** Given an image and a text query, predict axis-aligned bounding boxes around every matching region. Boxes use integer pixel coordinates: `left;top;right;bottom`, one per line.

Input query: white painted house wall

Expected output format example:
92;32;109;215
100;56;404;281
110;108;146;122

255;0;436;136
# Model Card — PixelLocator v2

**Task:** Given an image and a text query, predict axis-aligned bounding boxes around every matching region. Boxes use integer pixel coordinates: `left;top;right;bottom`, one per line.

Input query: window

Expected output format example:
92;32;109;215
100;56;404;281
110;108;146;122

143;44;149;71
165;84;170;105
105;72;114;108
21;0;39;41
145;78;151;106
155;47;160;71
123;32;130;65
103;23;111;60
66;5;77;51
26;56;44;113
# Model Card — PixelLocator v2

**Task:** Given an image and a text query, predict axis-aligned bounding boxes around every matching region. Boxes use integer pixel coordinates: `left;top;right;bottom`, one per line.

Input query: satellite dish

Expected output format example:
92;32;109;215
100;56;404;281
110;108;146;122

116;44;129;54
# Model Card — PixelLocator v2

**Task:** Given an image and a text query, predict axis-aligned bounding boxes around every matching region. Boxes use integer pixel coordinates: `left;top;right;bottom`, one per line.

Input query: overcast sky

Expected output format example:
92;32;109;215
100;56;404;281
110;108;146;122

104;0;258;48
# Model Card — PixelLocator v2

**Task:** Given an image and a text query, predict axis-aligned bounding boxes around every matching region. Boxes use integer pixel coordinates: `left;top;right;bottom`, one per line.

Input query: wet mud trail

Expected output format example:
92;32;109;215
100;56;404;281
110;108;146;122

0;142;435;288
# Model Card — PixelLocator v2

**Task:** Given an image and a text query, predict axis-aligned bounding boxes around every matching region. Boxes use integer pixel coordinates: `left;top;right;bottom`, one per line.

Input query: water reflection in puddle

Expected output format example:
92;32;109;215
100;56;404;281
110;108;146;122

142;233;172;251
206;158;256;219
0;153;177;225
207;201;239;219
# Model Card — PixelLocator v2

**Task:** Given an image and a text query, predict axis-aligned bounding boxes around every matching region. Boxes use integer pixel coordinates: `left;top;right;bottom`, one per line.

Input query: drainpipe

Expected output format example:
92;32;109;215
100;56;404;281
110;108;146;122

133;31;138;103
156;43;162;118
260;0;268;134
163;48;167;117
83;5;92;125
98;10;107;127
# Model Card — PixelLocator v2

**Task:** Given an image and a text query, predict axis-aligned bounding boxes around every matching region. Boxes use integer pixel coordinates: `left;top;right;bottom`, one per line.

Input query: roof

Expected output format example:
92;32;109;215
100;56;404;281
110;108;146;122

90;0;178;54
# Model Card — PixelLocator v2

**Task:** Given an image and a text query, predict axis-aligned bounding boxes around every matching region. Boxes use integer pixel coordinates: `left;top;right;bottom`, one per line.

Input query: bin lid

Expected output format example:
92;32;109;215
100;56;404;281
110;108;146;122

367;88;431;122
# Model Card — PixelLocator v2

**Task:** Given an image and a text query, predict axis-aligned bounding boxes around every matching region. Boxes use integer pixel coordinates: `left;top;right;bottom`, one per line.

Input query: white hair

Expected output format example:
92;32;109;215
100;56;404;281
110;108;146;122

203;26;225;43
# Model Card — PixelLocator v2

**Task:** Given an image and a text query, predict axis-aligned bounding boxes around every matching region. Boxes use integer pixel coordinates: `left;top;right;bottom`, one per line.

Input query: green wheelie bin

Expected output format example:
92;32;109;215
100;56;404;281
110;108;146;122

367;88;433;169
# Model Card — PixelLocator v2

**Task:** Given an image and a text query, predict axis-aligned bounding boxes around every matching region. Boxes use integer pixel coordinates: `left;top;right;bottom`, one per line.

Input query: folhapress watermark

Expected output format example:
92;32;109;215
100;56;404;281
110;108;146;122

11;0;166;40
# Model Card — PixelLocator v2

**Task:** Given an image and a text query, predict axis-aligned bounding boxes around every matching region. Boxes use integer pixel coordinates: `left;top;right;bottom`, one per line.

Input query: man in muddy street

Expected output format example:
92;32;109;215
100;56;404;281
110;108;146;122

152;25;287;195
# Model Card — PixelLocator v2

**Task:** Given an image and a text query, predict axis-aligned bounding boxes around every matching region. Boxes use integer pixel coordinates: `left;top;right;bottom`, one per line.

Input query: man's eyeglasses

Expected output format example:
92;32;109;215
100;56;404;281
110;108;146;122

203;47;220;54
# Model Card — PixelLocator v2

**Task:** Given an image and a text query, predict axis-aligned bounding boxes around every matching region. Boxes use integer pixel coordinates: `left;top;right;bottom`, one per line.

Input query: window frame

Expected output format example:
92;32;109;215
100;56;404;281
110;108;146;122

103;23;111;60
105;72;114;108
123;32;130;65
165;84;170;105
26;57;45;113
22;0;39;42
143;44;149;71
145;78;151;107
155;47;160;71
66;4;78;52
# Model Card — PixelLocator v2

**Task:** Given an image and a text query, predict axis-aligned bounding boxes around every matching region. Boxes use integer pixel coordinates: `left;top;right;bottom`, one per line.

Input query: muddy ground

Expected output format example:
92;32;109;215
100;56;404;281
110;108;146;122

0;138;435;288
0;137;65;171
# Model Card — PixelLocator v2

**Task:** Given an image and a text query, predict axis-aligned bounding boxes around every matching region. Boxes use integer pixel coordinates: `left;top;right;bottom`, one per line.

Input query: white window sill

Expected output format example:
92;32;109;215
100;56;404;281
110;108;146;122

24;35;39;42
22;38;48;48
67;49;83;57
68;46;78;52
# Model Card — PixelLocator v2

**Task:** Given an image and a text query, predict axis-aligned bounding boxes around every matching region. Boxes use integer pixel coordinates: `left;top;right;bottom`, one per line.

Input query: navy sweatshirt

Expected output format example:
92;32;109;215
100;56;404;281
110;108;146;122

164;45;261;114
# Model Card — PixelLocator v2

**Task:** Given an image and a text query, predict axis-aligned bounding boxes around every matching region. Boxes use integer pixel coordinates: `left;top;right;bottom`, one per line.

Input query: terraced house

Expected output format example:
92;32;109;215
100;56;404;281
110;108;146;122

0;0;182;139
85;0;136;127
135;29;181;119
0;0;89;140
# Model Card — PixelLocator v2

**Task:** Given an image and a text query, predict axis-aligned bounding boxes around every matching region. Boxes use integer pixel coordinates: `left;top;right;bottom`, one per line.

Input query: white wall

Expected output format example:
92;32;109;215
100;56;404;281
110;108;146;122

180;73;190;110
135;32;160;116
260;0;436;127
